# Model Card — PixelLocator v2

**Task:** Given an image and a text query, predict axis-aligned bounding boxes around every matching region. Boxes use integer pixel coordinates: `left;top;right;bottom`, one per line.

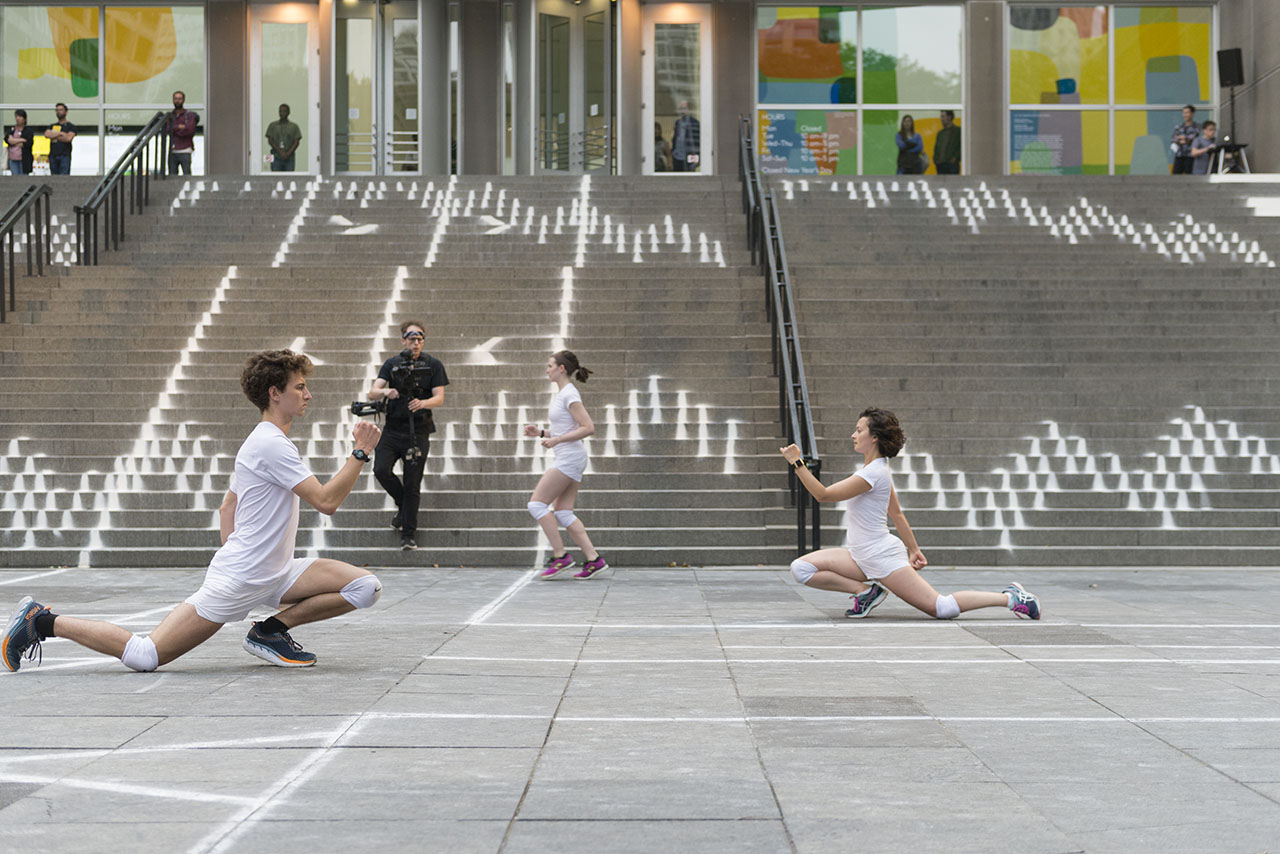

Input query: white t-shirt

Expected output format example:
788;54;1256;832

208;421;314;585
549;384;586;458
843;456;894;548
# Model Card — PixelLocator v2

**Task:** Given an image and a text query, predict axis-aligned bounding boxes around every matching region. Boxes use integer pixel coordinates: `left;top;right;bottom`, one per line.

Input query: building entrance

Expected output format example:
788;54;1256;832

535;0;612;174
334;0;422;174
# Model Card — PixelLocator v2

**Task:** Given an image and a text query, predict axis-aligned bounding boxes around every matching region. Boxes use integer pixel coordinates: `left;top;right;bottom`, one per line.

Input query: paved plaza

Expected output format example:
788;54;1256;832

2;565;1279;853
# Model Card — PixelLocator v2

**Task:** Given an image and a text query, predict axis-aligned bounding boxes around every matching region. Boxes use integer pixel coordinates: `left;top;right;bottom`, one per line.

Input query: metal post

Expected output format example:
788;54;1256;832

24;209;33;277
1;233;7;322
34;197;43;278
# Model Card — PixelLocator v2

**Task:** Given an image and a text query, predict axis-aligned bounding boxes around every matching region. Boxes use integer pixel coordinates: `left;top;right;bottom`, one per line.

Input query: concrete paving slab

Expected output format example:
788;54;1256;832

2;566;1280;853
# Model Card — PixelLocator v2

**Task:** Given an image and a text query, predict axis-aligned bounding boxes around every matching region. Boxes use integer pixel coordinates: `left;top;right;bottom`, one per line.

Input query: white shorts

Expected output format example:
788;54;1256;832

185;557;316;623
550;449;587;482
847;536;910;580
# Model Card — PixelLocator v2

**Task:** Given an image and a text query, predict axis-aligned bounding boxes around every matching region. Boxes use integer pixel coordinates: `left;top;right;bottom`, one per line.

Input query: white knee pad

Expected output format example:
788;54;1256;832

340;574;382;609
935;593;960;620
790;559;818;585
121;635;158;672
553;509;578;529
527;500;551;520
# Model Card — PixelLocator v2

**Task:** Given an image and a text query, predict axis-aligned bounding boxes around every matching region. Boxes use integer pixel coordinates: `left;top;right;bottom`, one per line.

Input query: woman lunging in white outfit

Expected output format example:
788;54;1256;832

523;350;609;579
780;407;1040;620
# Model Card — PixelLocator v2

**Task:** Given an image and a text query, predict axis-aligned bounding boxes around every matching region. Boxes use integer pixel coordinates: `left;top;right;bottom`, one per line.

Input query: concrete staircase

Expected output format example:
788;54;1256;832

779;175;1280;565
0;175;804;568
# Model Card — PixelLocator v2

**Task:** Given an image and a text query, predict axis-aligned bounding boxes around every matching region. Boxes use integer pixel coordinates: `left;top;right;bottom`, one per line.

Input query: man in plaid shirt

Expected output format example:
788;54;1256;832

1171;105;1201;175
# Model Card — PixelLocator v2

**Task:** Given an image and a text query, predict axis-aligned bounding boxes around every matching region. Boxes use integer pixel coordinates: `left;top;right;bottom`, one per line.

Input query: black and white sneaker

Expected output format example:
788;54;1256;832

400;535;418;551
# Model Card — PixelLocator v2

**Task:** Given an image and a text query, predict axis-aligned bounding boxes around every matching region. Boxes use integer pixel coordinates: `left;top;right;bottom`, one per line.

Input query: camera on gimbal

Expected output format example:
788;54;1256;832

350;348;433;463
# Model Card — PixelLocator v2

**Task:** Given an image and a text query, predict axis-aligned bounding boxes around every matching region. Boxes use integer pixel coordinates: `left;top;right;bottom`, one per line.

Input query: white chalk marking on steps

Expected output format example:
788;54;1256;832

0;567;71;587
132;672;168;693
552;266;573;352
480;214;512;235
0;772;257;806
466;569;539;626
188;716;364;854
469;336;503;365
286;336;324;366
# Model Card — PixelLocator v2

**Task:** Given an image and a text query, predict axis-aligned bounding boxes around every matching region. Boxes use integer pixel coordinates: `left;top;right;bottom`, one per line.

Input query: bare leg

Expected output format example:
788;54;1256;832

794;547;872;595
273;559;374;630
531;468;575;556
555;480;599;561
53;603;222;667
879;567;1009;617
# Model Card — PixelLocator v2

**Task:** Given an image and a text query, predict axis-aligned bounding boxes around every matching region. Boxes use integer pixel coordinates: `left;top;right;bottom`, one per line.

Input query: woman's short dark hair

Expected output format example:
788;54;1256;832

241;349;313;412
14;110;26;120
552;350;592;383
860;407;905;458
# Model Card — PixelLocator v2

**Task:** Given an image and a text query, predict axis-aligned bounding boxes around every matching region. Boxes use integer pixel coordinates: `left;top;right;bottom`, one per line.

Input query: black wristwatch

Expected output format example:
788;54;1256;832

792;458;807;470
352;449;371;463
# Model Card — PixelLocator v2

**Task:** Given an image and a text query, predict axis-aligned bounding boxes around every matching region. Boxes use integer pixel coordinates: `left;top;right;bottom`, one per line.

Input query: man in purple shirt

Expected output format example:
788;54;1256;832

167;90;198;176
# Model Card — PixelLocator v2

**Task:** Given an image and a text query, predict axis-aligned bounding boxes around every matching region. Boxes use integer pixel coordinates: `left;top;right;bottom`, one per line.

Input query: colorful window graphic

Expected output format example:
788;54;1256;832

0;5;205;174
757;7;857;105
1114;6;1211;105
756;5;963;175
1010;109;1108;175
1009;6;1214;175
1009;6;1109;105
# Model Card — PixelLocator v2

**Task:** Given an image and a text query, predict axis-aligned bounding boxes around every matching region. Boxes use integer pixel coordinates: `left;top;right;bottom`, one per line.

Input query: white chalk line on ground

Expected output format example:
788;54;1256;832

0;732;358;766
455;620;1280;630
359;711;1280;725
0;772;257;806
0;568;72;587
422;654;1280;665
465;569;538;625
188;715;364;854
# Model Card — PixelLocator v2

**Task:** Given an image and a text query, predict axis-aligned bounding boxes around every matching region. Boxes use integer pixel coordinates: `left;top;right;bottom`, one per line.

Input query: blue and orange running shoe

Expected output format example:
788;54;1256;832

574;555;609;580
540;553;575;579
845;582;887;619
1004;582;1041;620
3;596;49;672
242;622;317;667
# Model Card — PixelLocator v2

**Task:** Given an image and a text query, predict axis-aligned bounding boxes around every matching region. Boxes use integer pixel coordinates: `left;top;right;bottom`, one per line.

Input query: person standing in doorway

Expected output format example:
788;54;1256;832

672;101;701;172
44;103;76;175
523;351;608;580
167;91;199;176
934;110;961;175
6;111;33;176
895;115;924;175
1171;105;1200;175
267;104;302;172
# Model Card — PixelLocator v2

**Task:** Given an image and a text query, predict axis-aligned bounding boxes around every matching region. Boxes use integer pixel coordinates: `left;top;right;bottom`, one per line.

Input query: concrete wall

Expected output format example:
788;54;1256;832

206;1;248;173
616;0;642;175
460;0;501;174
712;2;753;179
965;2;1004;176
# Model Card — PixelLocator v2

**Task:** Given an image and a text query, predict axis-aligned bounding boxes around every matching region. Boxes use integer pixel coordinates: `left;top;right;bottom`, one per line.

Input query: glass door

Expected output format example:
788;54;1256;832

536;2;612;174
250;5;319;174
642;4;713;175
334;0;421;174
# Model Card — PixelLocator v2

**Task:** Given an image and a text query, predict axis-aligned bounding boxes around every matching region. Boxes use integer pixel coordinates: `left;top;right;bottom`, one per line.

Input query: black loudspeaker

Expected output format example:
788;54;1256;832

1218;48;1244;88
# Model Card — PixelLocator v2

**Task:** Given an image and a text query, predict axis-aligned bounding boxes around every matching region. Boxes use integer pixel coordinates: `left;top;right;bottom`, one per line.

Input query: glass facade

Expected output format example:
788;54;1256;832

755;5;963;175
0;5;204;175
1009;5;1214;175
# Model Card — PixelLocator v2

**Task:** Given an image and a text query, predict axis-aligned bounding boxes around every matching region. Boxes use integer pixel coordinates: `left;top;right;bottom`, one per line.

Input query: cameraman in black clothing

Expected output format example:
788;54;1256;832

367;320;449;550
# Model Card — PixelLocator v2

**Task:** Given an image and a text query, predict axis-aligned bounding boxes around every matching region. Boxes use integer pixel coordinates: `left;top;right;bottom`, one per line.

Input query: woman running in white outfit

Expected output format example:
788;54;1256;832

523;350;609;579
780;407;1040;620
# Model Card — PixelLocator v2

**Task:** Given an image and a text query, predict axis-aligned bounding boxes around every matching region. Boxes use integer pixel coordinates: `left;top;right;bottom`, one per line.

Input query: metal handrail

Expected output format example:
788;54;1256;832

738;115;822;554
74;109;170;266
0;184;54;323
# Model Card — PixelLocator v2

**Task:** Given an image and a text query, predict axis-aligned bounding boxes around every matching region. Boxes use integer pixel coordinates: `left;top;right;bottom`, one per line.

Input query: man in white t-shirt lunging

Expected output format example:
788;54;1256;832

3;349;384;673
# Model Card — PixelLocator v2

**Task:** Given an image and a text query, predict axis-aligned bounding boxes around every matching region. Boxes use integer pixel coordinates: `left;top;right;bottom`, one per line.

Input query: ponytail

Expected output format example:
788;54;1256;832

553;349;592;383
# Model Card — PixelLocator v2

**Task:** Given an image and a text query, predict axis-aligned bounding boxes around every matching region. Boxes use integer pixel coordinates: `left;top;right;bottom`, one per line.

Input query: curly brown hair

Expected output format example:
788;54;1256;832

241;349;313;412
860;407;905;458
